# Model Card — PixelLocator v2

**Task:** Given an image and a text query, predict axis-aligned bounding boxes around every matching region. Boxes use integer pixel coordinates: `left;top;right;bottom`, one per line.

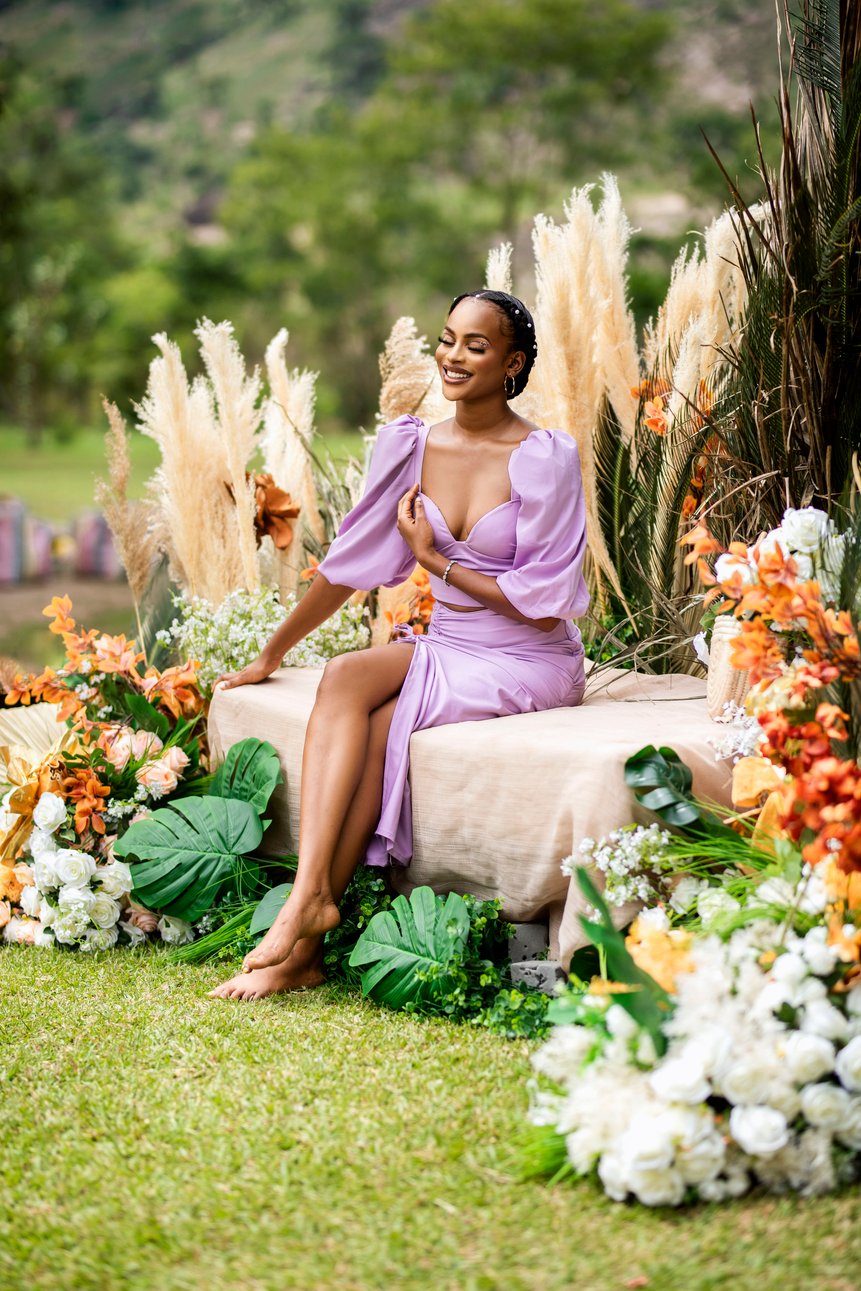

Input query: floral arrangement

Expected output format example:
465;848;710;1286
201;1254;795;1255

530;879;861;1206
1;595;206;948
156;585;370;693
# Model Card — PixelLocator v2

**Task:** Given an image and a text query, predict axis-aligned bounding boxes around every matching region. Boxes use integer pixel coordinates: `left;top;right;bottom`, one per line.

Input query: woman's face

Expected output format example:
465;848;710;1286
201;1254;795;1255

435;297;524;403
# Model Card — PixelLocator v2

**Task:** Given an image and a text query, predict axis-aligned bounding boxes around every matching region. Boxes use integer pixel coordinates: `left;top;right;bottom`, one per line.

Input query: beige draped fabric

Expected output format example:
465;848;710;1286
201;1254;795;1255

208;664;732;967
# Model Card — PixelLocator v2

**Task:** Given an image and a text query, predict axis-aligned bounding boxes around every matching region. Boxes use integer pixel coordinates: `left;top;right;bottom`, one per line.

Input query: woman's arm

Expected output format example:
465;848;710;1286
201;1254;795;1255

214;574;355;690
396;485;562;633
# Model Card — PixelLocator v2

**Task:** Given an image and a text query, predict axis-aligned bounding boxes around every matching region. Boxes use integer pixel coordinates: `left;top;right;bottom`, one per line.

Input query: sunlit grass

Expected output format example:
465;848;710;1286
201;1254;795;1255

1;948;858;1291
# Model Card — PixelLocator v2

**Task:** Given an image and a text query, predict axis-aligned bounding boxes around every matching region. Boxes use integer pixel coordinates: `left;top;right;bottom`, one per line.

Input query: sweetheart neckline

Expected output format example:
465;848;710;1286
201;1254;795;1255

415;420;538;545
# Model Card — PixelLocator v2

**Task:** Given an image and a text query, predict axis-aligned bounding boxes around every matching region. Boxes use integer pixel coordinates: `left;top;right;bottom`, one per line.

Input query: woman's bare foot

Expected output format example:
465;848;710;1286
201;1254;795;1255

208;936;325;1001
241;890;340;973
207;958;325;1001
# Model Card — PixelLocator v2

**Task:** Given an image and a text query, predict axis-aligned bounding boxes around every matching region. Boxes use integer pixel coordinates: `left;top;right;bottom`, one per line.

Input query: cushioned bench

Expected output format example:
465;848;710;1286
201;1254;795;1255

208;664;731;967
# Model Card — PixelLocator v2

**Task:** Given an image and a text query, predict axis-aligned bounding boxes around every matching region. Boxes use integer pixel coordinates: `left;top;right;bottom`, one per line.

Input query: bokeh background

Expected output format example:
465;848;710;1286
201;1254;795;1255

0;0;780;667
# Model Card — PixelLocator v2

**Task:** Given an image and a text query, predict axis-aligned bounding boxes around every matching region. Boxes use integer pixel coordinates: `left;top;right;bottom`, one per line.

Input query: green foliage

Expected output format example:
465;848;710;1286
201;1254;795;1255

575;869;672;1054
349;886;471;1010
209;738;283;816
115;797;263;922
624;744;741;842
249;882;293;938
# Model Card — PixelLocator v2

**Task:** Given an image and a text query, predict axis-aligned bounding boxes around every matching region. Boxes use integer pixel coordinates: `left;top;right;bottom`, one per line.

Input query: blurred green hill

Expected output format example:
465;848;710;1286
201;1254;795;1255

1;0;780;436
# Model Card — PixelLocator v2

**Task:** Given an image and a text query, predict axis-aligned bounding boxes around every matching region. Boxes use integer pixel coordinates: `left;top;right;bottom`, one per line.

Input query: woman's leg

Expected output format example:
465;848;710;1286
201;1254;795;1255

208;645;414;999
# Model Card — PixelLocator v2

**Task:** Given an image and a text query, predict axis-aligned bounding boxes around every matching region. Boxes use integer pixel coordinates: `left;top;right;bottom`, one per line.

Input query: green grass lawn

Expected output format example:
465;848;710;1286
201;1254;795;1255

0;425;363;525
1;949;858;1291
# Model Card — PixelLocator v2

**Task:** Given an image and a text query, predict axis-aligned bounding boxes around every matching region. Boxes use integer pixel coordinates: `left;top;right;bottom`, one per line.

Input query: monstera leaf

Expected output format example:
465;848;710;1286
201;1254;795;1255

114;797;263;923
348;886;470;1010
210;738;283;816
250;882;293;938
624;744;739;841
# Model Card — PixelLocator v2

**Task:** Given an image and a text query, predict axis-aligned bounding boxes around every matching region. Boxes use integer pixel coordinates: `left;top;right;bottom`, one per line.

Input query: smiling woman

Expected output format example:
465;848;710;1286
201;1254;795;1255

207;291;589;1002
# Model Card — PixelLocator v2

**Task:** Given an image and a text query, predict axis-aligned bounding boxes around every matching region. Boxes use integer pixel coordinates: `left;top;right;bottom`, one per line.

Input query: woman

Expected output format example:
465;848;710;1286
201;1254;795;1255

209;290;589;1001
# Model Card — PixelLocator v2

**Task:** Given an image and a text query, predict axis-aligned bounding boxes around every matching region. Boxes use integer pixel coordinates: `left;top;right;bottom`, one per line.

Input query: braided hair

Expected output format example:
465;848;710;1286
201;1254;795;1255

448;289;538;398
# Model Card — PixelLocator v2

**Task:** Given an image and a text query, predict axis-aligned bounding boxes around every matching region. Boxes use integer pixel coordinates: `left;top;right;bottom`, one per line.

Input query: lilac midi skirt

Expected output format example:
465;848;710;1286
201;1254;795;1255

365;604;586;867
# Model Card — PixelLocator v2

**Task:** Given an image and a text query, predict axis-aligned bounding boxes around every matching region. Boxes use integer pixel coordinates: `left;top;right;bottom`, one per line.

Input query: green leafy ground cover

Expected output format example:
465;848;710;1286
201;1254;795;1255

1;949;858;1291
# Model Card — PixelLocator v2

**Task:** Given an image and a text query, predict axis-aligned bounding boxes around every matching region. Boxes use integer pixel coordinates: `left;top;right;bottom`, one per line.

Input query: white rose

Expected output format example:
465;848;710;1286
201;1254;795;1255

801;926;838;975
798;872;829;918
675;1133;725;1185
597;1151;629;1201
32;853;60;891
119;918;147;946
88;891;121;929
834;1035;861;1093
39;899;58;928
669;876;706;915
793;976;828;1006
619;1114;676;1171
54;848;96;888
772;951;808;989
95;861;133;898
800;1081;851;1129
836;1097;861;1151
157;914;194;945
637;907;670;933
628;1164;686;1207
29;826;58;858
20;886;41;918
779;506;833;554
801;999;849;1041
82;925;119;952
605;1005;639;1041
847;986;861;1018
729;1104;789;1156
714;552;757;586
33;924;54;947
31;791;67;834
783;1032;836;1085
696;888;740;926
52;910;90;945
681;1026;733;1079
767;1081;801;1121
756;528;789;561
719;1054;777;1106
531;1025;593;1082
57;885;96;916
649;1057;711;1106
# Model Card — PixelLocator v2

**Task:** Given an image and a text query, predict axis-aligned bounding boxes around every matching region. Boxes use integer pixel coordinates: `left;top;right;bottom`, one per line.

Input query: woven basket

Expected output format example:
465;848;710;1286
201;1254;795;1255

706;616;750;719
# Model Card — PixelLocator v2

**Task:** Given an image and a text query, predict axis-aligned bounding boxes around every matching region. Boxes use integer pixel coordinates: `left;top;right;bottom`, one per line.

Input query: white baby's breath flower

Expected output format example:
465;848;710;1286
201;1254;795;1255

52;910;91;945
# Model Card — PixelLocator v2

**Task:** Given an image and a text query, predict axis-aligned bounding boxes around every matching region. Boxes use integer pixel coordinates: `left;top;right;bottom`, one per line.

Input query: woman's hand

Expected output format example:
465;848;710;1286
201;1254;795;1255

397;484;436;563
212;654;277;694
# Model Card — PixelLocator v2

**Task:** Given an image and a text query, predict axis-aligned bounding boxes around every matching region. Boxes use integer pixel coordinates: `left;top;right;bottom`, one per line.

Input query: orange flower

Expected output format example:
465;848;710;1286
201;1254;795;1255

60;766;111;837
139;662;203;720
625;918;694;993
92;633;145;676
42;594;75;635
300;556;320;582
3;673;34;706
644;395;668;436
0;863;23;904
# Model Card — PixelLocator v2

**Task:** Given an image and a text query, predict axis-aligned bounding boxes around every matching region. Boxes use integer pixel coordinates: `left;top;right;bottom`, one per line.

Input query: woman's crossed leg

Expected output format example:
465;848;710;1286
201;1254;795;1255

209;642;416;1001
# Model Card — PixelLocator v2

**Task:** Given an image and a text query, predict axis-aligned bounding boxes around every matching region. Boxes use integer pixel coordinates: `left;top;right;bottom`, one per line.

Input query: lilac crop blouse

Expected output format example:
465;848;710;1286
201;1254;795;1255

316;414;590;621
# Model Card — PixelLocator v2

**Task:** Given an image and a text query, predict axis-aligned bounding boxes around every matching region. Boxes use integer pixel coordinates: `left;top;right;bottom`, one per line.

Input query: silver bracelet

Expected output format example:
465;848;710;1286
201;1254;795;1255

442;558;457;587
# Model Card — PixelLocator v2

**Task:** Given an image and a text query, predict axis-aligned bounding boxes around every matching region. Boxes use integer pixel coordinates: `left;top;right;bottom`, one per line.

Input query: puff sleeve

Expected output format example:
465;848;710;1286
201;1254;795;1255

316;414;422;591
496;429;590;620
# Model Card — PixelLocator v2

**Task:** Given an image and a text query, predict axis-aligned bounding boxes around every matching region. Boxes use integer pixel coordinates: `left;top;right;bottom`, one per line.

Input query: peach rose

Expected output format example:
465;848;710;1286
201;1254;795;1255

100;727;164;772
134;759;178;796
126;900;158;935
160;746;190;777
0;864;23;904
13;862;35;888
0;900;11;928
